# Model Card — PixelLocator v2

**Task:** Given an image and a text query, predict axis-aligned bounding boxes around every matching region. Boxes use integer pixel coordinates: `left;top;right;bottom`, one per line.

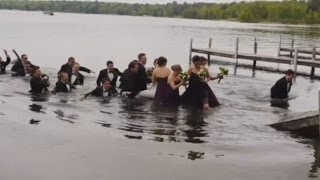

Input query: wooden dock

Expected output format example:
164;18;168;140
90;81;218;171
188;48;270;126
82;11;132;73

269;91;320;139
190;37;320;79
270;111;319;138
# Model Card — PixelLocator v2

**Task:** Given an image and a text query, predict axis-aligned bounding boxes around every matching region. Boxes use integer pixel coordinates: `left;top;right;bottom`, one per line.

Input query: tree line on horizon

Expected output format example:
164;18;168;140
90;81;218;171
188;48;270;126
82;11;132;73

0;0;320;24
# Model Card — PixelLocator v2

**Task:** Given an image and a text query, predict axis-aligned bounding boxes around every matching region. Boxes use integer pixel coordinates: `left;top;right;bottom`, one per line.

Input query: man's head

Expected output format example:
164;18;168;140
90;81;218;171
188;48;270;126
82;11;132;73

58;72;69;82
129;60;139;73
286;69;294;82
102;78;112;90
107;60;114;69
68;57;76;67
33;68;42;78
138;53;147;65
72;63;80;74
21;54;28;62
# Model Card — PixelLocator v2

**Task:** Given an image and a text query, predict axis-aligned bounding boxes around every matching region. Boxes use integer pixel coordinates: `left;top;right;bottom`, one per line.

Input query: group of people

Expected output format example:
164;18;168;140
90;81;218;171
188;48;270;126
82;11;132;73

0;49;294;110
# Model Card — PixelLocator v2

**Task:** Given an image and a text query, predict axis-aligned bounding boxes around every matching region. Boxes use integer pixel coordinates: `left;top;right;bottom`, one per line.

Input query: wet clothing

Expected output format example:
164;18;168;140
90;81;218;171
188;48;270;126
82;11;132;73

29;76;50;94
58;63;91;75
119;69;139;98
85;86;113;98
154;77;170;104
11;59;38;77
271;76;292;99
69;72;84;87
0;56;11;74
167;80;181;105
136;63;150;92
182;73;220;109
96;68;122;87
54;80;70;93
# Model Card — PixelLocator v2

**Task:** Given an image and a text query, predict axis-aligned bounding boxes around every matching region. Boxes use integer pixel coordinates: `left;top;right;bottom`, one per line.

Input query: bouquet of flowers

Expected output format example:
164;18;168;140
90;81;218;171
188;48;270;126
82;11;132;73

198;70;208;80
179;72;189;81
218;67;229;83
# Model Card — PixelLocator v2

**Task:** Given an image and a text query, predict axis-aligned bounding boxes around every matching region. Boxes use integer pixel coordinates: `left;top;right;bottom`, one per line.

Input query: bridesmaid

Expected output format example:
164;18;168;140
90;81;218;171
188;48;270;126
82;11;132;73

167;64;185;104
182;55;221;110
152;56;171;104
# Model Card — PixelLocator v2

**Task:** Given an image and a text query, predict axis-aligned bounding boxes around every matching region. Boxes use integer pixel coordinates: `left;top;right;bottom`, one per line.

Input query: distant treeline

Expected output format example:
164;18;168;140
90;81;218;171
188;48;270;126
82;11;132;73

1;0;320;24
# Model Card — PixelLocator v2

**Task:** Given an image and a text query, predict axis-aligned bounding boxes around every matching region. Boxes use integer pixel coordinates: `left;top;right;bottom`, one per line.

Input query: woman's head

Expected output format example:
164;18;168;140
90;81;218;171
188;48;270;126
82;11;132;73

171;64;182;75
192;55;201;68
200;56;207;66
157;56;167;67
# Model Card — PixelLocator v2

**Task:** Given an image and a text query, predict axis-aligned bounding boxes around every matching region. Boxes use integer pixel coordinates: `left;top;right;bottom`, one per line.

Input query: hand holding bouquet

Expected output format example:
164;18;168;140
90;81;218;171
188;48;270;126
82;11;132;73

218;67;229;83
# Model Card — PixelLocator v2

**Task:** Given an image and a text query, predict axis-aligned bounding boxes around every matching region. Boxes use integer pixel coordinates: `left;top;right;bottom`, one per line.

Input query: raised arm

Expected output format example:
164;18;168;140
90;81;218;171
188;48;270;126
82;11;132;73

3;49;11;66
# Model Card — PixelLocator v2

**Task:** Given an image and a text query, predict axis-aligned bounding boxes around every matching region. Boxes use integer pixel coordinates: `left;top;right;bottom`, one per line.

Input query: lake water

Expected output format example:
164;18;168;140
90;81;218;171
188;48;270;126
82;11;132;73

0;10;319;180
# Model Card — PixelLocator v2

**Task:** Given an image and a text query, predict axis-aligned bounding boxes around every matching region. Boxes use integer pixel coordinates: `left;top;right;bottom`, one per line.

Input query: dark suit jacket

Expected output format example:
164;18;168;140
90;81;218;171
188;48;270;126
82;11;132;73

96;68;121;87
119;69;140;98
68;72;84;86
58;63;91;74
11;59;38;77
54;80;70;93
85;86;112;98
0;57;11;74
29;77;49;94
271;76;292;99
136;63;150;92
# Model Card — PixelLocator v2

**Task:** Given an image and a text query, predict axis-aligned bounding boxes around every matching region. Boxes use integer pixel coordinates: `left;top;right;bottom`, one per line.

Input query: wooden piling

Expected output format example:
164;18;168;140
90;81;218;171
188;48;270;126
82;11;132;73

311;47;316;79
319;90;320;139
290;38;295;57
252;37;257;73
234;37;239;75
208;37;212;66
293;48;298;81
277;35;282;57
189;39;193;67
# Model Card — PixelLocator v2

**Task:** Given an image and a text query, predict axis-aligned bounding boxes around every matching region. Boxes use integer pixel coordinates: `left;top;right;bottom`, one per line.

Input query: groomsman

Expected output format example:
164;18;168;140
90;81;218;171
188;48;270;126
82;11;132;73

136;53;151;92
96;60;122;93
58;56;94;75
69;63;84;88
85;78;114;98
29;68;50;94
11;50;38;77
271;69;294;99
54;72;70;93
0;49;11;74
119;60;140;98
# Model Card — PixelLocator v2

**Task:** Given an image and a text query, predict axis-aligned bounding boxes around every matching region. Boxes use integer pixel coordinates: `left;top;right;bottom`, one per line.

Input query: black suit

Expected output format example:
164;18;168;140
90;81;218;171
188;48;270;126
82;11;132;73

136;63;150;92
29;76;50;94
96;68;121;87
11;58;39;76
69;72;84;86
0;57;11;74
271;76;292;99
85;86;113;98
119;69;139;98
54;80;70;93
58;63;91;74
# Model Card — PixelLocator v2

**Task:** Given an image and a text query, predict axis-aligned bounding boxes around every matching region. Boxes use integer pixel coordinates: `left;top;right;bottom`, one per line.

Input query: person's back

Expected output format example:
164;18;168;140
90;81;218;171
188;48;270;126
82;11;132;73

152;56;171;104
0;50;11;74
270;69;294;99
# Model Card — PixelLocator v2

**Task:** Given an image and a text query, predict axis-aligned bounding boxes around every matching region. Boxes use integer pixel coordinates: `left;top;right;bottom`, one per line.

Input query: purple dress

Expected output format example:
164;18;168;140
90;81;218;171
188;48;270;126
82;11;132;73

167;80;181;105
182;73;219;109
154;77;170;104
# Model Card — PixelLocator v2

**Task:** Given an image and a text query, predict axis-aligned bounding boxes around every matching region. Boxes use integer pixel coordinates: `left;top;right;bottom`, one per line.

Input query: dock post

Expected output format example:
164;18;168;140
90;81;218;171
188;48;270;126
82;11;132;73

189;39;193;67
252;37;257;74
290;38;295;58
277;35;282;57
318;90;320;139
311;47;316;79
234;37;239;75
293;48;298;81
208;37;212;66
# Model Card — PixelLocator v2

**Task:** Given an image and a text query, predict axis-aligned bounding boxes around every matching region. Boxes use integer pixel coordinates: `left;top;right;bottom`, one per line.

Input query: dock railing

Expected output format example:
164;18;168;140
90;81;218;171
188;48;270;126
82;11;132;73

190;36;320;79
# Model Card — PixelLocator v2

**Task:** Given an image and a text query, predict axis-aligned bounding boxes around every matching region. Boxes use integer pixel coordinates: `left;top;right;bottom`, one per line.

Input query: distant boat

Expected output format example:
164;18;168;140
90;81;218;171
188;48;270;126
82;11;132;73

43;11;54;16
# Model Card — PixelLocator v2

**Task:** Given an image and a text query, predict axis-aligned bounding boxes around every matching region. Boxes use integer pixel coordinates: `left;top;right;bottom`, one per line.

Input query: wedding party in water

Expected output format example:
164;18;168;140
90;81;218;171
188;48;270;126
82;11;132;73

0;48;293;110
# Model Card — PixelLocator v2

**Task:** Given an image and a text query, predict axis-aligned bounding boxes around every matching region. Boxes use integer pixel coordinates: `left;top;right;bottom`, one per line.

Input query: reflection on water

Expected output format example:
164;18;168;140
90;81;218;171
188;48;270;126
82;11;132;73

29;119;40;125
29;103;45;113
309;141;320;178
188;151;205;160
53;109;78;124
